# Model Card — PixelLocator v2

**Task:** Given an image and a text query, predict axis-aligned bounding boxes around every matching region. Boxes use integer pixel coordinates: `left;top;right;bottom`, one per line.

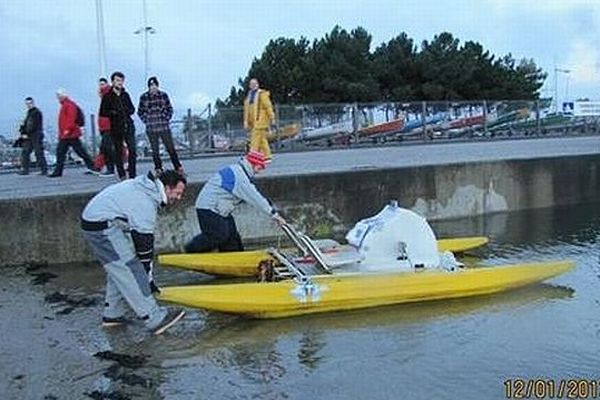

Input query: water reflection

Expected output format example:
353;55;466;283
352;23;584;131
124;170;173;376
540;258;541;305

297;330;326;372
154;281;576;399
433;202;600;246
175;283;573;356
222;341;286;384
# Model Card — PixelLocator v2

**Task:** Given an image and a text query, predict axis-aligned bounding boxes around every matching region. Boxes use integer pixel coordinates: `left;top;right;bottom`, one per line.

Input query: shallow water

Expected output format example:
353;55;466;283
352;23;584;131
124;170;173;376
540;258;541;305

2;203;599;400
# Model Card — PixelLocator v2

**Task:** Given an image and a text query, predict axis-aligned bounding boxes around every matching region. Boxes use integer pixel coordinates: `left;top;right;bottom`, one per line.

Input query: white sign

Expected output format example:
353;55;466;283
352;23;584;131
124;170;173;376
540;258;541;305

290;280;328;303
573;101;600;117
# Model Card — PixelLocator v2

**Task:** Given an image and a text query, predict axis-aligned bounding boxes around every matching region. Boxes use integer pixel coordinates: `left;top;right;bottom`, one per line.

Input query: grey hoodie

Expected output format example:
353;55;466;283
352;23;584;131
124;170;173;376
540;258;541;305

82;173;167;233
195;158;275;217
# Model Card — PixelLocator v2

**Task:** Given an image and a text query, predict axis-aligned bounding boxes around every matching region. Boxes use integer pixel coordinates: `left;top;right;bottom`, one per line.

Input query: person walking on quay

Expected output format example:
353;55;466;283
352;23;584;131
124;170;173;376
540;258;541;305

137;76;183;175
81;169;187;334
48;88;97;178
96;78;116;176
185;150;285;253
100;71;137;180
243;78;275;162
18;97;48;176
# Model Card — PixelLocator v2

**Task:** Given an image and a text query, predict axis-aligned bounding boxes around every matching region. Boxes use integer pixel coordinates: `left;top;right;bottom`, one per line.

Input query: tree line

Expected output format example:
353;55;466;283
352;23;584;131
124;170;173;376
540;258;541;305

217;26;546;108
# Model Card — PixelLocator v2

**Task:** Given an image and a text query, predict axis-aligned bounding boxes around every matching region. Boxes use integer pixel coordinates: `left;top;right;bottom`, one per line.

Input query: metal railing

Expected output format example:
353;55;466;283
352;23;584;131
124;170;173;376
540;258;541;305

2;99;599;171
168;99;600;155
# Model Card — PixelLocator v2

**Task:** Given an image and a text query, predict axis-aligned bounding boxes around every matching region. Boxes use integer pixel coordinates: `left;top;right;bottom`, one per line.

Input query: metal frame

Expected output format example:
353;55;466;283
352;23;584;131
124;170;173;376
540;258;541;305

267;247;306;280
279;223;332;274
280;223;308;255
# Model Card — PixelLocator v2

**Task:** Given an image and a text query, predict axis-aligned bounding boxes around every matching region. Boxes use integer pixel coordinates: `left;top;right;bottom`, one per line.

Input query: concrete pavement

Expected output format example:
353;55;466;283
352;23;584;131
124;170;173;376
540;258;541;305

1;135;599;201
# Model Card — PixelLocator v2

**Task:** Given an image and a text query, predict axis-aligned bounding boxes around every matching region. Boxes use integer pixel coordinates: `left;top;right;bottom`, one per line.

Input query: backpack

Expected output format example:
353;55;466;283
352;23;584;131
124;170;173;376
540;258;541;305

75;105;85;127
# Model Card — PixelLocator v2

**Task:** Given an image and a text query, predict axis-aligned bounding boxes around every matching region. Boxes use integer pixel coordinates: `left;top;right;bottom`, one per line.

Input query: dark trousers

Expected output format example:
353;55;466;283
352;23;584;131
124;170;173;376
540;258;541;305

185;209;243;253
112;128;136;179
21;133;47;174
53;139;95;175
99;132;115;173
146;129;181;171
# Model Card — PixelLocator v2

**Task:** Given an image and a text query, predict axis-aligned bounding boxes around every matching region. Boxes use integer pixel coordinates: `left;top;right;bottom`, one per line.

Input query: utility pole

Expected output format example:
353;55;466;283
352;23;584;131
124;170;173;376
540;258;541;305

554;67;570;112
95;0;107;78
208;103;213;149
134;0;155;81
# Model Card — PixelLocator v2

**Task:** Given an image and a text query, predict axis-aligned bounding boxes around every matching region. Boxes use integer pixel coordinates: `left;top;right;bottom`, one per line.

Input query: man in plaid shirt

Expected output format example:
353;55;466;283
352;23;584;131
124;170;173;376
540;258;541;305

137;76;183;174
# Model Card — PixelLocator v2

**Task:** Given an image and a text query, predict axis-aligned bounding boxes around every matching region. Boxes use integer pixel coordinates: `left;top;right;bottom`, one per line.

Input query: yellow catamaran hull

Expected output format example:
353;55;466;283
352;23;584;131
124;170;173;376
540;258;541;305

157;260;573;319
158;236;489;277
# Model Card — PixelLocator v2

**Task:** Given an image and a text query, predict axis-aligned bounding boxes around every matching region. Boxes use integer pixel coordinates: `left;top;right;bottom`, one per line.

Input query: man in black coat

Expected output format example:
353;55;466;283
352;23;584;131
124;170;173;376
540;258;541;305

19;97;48;175
99;71;137;180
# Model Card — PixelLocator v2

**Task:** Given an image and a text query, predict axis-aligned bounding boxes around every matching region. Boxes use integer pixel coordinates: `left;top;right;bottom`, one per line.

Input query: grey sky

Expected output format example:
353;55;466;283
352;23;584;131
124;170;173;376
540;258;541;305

1;0;599;136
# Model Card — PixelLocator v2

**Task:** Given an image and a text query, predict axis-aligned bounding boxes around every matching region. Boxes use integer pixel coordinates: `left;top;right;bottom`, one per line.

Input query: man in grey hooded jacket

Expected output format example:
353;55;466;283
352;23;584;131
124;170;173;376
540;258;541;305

185;150;285;253
81;169;187;335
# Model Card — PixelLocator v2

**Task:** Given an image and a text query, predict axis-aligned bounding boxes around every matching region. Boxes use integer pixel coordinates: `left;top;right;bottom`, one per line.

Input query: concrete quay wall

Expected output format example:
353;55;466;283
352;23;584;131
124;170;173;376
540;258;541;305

1;154;598;266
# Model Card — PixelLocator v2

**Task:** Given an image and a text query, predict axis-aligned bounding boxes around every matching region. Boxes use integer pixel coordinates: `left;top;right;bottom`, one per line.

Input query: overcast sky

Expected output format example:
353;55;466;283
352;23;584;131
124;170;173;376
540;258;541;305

1;0;599;135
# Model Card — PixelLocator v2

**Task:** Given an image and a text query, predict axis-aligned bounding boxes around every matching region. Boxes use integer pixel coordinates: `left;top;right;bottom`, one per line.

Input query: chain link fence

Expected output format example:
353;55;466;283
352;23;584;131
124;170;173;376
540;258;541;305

2;99;599;171
170;99;600;155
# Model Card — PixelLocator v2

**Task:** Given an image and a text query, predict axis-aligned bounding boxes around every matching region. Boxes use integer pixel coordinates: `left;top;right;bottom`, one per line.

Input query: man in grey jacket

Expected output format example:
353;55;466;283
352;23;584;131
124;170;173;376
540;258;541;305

81;170;187;335
185;150;285;253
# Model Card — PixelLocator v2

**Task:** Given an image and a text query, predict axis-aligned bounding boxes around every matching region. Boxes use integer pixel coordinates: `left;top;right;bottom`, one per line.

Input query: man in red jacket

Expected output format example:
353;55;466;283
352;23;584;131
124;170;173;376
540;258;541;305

97;78;116;176
48;88;98;178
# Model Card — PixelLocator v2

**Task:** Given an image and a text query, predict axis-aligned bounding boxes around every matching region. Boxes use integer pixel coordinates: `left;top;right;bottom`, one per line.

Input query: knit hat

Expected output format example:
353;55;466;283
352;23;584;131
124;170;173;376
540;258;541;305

246;150;267;169
56;88;68;97
147;76;159;87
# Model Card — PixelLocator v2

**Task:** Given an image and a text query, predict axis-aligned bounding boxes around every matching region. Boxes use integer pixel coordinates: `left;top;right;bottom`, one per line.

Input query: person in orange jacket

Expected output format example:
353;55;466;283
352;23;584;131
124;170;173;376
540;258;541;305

243;78;275;162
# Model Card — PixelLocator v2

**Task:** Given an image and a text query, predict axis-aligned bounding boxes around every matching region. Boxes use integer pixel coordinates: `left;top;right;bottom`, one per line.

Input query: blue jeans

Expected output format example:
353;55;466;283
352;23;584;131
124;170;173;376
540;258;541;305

99;132;115;173
21;132;47;174
146;128;181;171
185;209;243;253
53;139;95;175
111;126;136;179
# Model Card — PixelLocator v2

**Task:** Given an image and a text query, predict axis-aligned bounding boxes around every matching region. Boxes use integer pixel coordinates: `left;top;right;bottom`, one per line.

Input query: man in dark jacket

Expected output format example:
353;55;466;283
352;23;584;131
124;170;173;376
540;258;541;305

100;71;137;180
18;97;48;175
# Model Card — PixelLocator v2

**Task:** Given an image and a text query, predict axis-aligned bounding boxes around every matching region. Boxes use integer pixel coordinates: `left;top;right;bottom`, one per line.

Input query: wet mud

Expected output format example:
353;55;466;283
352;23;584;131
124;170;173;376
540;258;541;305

44;291;99;315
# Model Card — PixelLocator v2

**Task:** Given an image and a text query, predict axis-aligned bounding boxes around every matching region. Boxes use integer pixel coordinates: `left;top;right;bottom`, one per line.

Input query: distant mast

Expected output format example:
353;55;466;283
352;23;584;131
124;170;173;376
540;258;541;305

95;0;107;78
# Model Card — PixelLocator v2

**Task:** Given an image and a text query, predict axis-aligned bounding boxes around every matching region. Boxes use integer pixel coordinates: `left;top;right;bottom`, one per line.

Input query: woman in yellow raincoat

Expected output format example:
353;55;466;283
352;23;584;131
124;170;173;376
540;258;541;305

243;78;275;161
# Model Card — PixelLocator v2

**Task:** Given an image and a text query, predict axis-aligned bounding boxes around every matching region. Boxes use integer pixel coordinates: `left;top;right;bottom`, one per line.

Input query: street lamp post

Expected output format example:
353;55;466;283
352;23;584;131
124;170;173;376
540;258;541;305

134;0;155;81
95;0;107;78
554;67;571;112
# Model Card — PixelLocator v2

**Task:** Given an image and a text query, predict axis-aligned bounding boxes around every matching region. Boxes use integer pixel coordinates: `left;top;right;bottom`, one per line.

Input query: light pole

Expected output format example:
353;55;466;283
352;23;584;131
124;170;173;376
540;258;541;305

554;67;570;112
564;74;571;103
134;0;156;81
95;0;107;78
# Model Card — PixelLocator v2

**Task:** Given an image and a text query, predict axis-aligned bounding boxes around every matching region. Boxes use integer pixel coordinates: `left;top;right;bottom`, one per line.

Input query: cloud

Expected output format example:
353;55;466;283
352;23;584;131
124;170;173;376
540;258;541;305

184;91;213;111
483;0;599;13
566;41;600;84
537;0;598;12
2;0;600;135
